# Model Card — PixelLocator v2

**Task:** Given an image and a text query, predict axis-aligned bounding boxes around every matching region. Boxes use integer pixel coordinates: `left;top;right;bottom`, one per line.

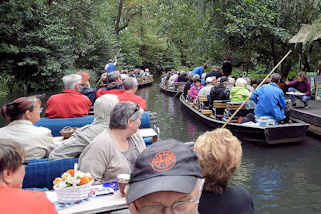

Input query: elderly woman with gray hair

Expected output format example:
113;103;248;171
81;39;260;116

79;102;145;184
49;94;119;160
229;78;251;102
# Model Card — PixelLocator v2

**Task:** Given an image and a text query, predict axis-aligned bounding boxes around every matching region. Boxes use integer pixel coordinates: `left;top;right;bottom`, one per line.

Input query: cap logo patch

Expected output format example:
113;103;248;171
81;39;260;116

151;150;176;172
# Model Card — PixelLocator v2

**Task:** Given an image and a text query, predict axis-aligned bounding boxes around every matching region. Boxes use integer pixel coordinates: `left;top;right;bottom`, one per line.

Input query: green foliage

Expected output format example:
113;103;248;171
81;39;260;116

1;0;321;94
0;0;74;92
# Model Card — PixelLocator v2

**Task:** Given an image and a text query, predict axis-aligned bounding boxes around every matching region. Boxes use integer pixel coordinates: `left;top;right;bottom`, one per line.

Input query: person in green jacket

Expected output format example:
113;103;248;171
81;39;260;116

230;78;251;102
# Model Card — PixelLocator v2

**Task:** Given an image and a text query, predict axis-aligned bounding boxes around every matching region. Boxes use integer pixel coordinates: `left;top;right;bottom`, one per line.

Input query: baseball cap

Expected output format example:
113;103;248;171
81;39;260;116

126;139;202;204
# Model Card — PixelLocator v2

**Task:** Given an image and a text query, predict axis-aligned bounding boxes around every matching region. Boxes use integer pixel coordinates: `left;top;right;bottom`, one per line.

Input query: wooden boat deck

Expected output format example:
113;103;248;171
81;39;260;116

290;100;321;135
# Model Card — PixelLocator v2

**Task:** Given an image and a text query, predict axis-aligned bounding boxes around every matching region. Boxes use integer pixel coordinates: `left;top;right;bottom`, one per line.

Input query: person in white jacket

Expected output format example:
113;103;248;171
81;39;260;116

0;96;55;160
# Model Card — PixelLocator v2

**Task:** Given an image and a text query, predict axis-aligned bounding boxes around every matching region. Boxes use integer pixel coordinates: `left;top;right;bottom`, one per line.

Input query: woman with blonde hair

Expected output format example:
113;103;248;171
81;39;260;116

194;128;254;214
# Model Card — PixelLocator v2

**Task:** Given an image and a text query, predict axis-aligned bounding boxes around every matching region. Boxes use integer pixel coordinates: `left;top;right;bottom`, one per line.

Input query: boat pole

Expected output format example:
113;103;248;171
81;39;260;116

222;50;292;128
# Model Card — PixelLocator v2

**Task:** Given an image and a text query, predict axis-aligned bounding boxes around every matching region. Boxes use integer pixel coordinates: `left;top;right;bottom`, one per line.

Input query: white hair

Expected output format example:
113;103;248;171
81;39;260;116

62;74;82;89
235;78;247;87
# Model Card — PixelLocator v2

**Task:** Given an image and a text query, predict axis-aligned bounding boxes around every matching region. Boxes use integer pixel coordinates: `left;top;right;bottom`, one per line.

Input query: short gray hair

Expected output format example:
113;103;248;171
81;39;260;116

109;102;142;129
235;78;247;87
271;73;281;84
123;77;138;90
62;74;82;89
107;71;121;83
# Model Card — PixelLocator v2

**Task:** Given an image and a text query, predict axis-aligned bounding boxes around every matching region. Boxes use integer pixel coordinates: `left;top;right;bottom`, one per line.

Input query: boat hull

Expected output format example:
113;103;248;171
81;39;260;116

179;95;309;145
160;84;182;97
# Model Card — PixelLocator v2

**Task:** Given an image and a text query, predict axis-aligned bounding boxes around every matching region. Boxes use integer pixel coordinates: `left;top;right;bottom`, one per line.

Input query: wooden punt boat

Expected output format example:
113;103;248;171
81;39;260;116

160;82;186;96
179;95;309;145
137;75;154;88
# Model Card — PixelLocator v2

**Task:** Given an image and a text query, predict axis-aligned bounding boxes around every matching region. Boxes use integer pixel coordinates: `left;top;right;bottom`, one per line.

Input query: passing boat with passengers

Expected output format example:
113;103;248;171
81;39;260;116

179;94;309;145
137;75;154;88
160;82;186;96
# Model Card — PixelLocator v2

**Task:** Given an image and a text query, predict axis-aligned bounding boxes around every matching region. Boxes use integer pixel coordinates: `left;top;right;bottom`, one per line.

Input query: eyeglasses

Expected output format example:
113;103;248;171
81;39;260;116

21;161;29;166
135;198;198;214
129;103;140;120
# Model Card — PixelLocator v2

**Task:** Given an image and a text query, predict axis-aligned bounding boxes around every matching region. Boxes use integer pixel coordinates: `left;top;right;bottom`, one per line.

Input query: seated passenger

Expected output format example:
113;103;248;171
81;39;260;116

188;78;203;101
230;78;251;102
286;71;311;108
118;77;146;110
168;72;178;87
0;142;57;213
77;72;97;105
79;102;146;184
45;74;92;118
209;76;230;105
49;94;119;160
177;71;189;82
194;128;254;214
0;96;55;161
198;77;216;97
251;73;286;122
183;74;194;99
96;71;125;98
205;66;222;81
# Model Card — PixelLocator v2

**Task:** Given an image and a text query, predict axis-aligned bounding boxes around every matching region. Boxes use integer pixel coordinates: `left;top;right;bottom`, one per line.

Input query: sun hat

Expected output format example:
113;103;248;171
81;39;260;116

126;139;202;204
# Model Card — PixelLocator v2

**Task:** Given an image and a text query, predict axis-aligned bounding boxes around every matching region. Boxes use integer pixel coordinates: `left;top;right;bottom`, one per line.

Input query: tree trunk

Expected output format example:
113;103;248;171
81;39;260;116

115;0;123;35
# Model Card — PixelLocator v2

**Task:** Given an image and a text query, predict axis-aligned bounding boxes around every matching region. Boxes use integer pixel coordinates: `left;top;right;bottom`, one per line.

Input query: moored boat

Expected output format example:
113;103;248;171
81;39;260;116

179;95;309;145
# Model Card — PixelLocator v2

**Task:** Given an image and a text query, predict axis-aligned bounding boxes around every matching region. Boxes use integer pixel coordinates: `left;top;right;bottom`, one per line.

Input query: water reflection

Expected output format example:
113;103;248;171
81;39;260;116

137;77;321;214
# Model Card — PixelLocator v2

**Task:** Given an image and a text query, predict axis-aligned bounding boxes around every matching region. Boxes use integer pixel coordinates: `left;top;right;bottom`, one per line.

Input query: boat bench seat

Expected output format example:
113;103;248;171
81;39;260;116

223;102;247;122
212;100;229;119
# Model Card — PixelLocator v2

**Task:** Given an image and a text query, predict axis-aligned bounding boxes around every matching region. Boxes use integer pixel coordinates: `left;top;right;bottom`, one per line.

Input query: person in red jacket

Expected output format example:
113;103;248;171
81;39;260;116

118;77;146;110
0;142;57;214
45;74;92;118
96;71;125;98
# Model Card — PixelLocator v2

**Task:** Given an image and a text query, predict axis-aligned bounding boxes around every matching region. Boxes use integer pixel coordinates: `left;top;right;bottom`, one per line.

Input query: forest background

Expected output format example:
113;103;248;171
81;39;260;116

0;0;320;94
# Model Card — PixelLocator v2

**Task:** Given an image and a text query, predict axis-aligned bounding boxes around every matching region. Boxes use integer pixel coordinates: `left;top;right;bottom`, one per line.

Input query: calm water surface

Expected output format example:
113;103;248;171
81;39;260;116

136;78;321;214
1;78;321;213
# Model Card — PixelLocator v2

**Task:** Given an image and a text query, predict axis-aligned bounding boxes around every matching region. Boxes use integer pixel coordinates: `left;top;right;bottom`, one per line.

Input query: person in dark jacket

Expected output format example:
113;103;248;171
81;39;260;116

177;72;189;82
77;72;97;105
209;77;230;104
222;56;232;77
96;71;124;98
205;66;222;81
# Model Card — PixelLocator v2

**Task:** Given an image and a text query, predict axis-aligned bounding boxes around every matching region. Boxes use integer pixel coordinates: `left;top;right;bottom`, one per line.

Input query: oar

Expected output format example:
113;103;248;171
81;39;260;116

222;50;292;128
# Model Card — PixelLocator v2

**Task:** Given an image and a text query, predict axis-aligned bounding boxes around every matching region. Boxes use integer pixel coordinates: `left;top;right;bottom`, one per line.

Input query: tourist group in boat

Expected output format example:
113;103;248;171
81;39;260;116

161;57;312;127
0;57;316;214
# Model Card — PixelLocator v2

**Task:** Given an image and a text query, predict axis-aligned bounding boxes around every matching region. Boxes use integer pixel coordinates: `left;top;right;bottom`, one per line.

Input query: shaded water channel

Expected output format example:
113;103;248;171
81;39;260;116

137;77;321;214
0;77;321;213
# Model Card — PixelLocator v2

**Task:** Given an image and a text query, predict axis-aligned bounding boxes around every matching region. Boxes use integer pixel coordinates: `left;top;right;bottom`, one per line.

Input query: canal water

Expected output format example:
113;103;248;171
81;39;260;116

0;78;320;213
136;79;321;214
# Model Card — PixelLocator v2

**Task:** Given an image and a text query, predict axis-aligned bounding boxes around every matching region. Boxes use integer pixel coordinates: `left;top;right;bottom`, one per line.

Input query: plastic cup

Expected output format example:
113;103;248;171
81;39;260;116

117;174;130;197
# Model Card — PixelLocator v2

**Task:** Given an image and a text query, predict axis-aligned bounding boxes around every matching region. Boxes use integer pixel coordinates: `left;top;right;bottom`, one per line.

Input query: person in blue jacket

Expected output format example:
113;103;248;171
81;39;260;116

190;64;208;78
104;56;117;73
251;73;286;122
